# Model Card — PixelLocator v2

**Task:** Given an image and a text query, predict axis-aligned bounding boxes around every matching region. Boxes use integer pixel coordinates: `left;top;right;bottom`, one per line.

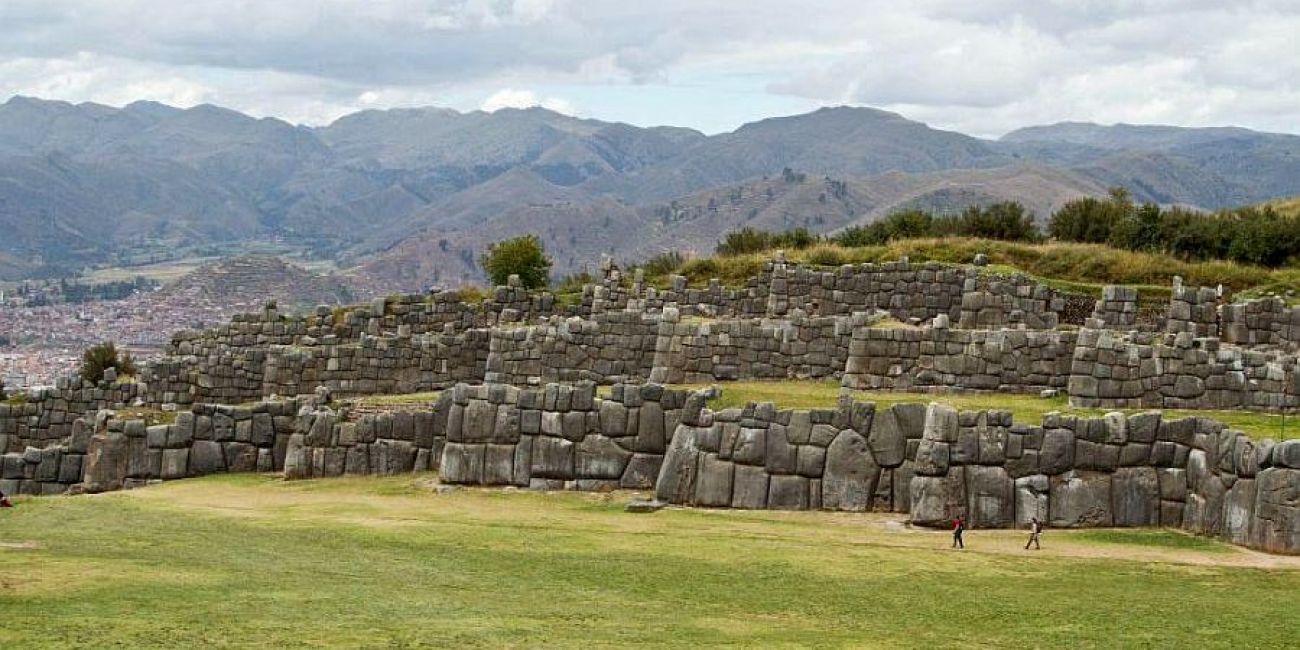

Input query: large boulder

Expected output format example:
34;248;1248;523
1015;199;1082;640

1111;467;1159;527
1250;468;1299;554
282;433;308;479
441;442;486;484
1223;478;1256;546
1039;429;1075;475
767;474;809;510
576;435;633;480
371;440;416;475
964;465;1013;528
82;432;129;493
821;430;879;511
530;436;575;480
620;454;662;489
693;453;734;507
189;440;226;476
482;444;515;485
1049;470;1112;528
867;407;908;468
654;426;700;503
731;464;769;509
909;468;966;527
1014;475;1049;526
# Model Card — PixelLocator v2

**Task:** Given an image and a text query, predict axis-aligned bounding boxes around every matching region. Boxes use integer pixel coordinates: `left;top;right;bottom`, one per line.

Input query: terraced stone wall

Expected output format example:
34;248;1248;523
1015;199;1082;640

262;329;491;398
1220;296;1300;348
0;381;139;453
840;327;1078;392
1068;329;1300;410
485;312;661;386
649;314;853;384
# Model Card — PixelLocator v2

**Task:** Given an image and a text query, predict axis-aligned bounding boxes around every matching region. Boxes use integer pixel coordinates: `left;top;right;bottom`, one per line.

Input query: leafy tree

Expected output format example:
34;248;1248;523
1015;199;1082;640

1049;190;1131;243
479;234;552;289
641;251;686;276
831;224;885;247
949;202;1041;241
716;228;772;255
78;341;137;385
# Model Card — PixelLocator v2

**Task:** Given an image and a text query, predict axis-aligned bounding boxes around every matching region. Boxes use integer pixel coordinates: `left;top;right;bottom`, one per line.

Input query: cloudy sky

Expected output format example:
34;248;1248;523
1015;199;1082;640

1;1;1297;137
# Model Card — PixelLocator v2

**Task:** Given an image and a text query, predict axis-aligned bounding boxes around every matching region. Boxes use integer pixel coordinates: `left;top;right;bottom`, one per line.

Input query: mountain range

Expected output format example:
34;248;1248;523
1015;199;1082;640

2;95;1298;292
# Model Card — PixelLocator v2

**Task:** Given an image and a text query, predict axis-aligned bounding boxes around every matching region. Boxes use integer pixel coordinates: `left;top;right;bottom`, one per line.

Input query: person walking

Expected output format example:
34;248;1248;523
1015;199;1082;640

951;515;965;549
1025;517;1042;550
0;487;11;508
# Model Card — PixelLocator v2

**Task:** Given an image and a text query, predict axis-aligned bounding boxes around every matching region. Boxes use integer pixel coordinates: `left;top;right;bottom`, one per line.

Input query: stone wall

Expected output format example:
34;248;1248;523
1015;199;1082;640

262;329;491;398
841;327;1078;392
285;398;446;480
1068;329;1300;410
655;397;926;512
1166;283;1220;338
655;394;1300;555
1;398;301;496
5;382;1298;555
438;382;689;490
1086;286;1139;330
0;381;139;453
1220;296;1300;348
648;313;853;384
485;312;660;386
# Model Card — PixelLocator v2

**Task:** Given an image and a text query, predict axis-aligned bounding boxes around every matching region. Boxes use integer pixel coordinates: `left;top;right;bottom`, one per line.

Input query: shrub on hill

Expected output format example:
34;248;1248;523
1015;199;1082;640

78;342;136;385
479;234;552;289
831;202;1041;247
1049;189;1300;267
716;227;820;255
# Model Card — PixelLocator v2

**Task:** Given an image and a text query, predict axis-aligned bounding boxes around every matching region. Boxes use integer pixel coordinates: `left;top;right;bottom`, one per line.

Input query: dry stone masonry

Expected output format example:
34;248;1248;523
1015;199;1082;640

4;254;1300;555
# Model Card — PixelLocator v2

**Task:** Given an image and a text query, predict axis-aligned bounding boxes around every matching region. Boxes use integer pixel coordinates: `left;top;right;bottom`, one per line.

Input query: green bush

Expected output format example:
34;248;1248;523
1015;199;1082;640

1050;188;1300;267
78;342;136;385
640;251;686;277
479;234;552;289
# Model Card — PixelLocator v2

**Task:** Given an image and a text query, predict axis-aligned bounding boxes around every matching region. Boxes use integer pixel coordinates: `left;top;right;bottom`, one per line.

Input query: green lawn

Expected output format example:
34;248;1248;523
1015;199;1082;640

680;380;1300;441
2;474;1298;648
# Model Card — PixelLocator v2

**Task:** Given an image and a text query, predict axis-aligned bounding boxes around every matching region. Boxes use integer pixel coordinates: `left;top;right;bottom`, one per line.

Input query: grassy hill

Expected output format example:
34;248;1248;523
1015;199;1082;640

637;237;1300;303
2;474;1296;647
1267;195;1300;217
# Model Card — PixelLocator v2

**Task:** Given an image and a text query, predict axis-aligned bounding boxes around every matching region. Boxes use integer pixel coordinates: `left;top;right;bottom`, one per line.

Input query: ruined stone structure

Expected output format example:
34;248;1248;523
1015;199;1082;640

3;256;1299;554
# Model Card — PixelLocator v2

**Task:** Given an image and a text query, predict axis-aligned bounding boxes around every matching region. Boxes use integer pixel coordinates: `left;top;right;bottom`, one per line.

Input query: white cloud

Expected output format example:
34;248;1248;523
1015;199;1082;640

480;88;575;115
0;1;1296;135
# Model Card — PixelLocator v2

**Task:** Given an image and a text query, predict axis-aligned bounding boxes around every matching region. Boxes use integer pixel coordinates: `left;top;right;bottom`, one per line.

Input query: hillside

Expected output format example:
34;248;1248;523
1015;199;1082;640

158;255;355;310
3;96;1300;290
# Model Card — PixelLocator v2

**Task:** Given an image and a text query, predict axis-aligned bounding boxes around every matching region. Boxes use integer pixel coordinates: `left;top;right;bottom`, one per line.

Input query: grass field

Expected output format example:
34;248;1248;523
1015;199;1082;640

2;474;1298;648
680;380;1300;441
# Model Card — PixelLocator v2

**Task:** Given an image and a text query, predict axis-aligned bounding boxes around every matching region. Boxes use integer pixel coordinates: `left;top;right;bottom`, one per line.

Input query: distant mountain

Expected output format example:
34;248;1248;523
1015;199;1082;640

999;121;1300;207
2;95;1299;292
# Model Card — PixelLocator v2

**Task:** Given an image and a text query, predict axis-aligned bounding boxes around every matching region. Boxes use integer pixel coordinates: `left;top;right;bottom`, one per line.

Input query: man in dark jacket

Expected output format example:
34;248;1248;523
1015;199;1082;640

1025;517;1042;549
951;516;965;549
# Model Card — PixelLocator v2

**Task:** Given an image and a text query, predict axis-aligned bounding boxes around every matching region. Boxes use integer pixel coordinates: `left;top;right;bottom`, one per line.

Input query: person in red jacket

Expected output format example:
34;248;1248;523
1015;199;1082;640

0;487;11;508
951;515;965;549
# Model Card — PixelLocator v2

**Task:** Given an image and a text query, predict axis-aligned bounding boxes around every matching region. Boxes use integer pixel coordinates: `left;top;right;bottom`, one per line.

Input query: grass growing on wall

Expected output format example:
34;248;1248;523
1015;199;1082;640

1;475;1297;648
678;380;1300;441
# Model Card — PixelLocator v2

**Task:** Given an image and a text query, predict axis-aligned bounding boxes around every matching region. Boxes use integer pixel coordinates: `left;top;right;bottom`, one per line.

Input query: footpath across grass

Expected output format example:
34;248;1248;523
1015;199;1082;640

2;475;1299;648
679;380;1300;441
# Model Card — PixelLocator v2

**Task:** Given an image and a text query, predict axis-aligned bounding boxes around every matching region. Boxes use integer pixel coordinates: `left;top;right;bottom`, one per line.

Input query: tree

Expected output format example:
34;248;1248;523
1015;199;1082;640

78;341;137;385
479;234;552;289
